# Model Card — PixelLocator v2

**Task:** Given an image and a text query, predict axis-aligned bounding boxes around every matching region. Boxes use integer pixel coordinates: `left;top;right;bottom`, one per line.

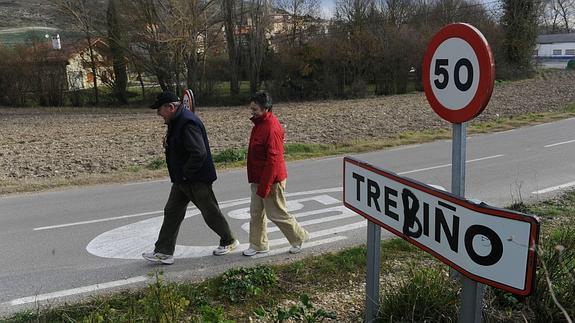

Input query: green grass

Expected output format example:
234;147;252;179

145;157;166;170
212;148;247;163
379;265;459;322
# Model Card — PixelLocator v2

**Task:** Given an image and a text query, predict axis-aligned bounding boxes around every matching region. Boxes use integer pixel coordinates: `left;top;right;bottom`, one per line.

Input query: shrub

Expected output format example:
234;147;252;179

213;148;246;163
194;305;234;323
527;227;575;321
255;294;337;323
140;271;190;322
567;59;575;70
219;265;278;302
146;158;166;170
378;265;459;322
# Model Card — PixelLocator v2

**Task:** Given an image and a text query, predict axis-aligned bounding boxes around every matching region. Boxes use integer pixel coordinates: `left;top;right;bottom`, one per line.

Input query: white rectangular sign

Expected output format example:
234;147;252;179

344;157;539;295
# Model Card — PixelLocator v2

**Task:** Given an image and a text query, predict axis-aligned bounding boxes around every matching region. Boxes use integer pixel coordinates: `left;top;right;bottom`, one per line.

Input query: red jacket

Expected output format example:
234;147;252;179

247;112;287;198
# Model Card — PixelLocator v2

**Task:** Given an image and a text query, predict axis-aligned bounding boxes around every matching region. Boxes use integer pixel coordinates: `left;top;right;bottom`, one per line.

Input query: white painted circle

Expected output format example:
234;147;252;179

430;37;480;110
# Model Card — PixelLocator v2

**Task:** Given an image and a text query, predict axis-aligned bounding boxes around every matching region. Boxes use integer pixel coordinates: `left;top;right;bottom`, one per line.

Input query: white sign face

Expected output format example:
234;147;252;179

430;37;480;110
343;157;539;295
422;23;494;123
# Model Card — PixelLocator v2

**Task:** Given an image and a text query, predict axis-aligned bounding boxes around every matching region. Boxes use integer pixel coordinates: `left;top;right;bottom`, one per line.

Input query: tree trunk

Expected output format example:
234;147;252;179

223;0;240;95
107;0;128;105
86;36;99;105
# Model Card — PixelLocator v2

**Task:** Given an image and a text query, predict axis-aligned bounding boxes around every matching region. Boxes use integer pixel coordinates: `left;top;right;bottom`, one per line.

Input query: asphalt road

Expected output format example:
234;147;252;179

1;117;575;316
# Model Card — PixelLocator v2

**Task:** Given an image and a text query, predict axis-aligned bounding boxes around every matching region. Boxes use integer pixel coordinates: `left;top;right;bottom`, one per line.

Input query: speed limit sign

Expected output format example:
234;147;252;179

422;23;495;123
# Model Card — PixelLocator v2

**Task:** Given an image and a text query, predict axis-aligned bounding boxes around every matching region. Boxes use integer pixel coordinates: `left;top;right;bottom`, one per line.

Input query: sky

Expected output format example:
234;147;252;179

320;0;337;18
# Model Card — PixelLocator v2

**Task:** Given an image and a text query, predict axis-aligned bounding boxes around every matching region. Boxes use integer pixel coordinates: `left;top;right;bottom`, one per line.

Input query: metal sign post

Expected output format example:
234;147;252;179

365;222;381;323
451;123;466;200
422;23;496;322
452;122;484;323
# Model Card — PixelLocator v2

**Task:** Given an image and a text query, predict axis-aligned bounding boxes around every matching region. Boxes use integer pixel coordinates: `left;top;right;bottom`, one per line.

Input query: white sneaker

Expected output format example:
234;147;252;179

242;247;269;257
142;251;174;265
213;239;239;256
289;232;308;254
289;244;303;254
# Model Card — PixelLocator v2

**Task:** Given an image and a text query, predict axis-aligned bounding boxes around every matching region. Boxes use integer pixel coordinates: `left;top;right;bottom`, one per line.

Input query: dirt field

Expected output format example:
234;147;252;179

1;70;574;192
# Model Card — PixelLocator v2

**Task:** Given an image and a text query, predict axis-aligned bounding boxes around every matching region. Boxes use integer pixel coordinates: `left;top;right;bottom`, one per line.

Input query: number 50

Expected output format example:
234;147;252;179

434;58;473;91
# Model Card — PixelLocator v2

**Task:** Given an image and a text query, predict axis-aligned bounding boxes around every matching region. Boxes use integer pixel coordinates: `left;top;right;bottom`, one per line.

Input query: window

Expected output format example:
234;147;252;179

553;49;562;55
566;49;575;56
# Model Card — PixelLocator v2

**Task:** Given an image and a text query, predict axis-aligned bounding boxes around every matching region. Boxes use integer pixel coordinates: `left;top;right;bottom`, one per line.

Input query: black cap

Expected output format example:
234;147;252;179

150;91;180;109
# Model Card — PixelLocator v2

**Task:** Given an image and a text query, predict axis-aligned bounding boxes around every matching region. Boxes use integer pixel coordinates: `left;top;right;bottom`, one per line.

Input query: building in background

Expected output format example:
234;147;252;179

534;33;575;69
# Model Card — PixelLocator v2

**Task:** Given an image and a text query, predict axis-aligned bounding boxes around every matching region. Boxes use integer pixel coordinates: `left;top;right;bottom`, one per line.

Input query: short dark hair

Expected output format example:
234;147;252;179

250;91;272;111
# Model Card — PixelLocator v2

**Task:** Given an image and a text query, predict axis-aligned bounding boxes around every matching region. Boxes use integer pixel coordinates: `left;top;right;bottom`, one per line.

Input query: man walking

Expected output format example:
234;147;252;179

143;91;238;264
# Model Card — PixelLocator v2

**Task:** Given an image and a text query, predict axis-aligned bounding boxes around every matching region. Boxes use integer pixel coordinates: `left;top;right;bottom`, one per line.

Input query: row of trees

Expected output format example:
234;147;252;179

0;0;567;107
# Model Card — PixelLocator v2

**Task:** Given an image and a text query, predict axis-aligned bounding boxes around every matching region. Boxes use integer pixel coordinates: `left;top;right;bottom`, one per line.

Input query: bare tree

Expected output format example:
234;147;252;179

53;0;103;104
335;0;376;29
539;0;563;33
275;0;321;46
380;0;416;27
556;0;575;32
121;0;219;96
222;0;241;95
246;0;272;93
107;0;128;104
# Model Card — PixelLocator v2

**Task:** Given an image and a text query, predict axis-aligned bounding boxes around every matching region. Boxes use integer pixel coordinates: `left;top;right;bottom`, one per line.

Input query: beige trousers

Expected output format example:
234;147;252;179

249;180;308;250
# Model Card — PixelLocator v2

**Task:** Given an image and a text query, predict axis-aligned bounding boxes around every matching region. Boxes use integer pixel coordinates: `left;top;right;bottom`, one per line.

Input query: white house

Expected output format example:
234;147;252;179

534;33;575;69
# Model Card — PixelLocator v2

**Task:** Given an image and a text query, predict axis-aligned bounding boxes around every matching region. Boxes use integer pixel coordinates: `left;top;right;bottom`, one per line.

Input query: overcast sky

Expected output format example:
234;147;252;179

320;0;336;17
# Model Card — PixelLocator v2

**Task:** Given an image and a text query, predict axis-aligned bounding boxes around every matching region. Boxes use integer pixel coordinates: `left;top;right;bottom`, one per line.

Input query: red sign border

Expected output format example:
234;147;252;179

422;23;495;123
343;156;539;296
182;89;195;113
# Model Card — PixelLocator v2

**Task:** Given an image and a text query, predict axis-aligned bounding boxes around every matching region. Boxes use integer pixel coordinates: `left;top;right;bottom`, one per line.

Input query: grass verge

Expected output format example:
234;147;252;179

4;190;575;322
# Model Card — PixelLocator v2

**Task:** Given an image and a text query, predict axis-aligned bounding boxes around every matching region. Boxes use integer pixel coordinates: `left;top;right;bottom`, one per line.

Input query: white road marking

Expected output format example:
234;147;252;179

240;206;355;233
531;180;575;194
397;154;504;175
87;198;367;260
229;195;340;220
544;139;575;148
4;276;147;306
34;187;344;231
306;220;367;237
252;236;348;258
34;210;164;231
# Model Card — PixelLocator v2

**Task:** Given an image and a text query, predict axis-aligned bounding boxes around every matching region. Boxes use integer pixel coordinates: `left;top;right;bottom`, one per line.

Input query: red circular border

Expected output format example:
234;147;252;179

422;23;495;123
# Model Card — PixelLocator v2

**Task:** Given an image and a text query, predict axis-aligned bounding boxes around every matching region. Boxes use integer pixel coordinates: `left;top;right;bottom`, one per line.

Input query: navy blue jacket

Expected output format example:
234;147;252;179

165;107;217;184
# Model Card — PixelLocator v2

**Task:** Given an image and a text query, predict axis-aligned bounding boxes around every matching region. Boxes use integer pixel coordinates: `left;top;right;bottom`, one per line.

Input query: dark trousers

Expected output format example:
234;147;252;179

154;182;235;255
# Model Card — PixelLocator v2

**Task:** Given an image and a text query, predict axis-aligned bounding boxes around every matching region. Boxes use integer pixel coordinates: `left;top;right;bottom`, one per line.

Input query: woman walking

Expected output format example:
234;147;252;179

243;91;308;256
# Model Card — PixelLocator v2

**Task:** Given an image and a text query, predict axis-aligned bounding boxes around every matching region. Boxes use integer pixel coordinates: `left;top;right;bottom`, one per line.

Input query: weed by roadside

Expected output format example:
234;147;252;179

146;158;166;170
378;265;459;322
212;148;247;164
254;294;337;323
217;265;278;303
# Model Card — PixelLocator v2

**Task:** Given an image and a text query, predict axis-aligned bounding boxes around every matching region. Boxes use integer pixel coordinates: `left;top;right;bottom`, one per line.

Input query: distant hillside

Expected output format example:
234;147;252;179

0;27;59;45
0;0;64;29
0;0;107;46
